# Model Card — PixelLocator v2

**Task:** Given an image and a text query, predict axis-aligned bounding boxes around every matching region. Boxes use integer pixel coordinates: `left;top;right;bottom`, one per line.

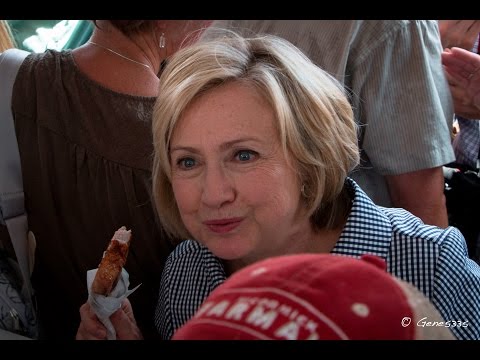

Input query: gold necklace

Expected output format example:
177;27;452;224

88;41;152;71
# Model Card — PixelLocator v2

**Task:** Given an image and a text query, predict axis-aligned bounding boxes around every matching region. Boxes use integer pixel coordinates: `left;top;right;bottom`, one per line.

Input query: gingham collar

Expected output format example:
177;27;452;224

332;178;393;260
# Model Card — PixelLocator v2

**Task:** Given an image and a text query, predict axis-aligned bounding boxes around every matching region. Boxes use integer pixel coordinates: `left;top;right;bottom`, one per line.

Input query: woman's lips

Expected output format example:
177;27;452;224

203;218;243;234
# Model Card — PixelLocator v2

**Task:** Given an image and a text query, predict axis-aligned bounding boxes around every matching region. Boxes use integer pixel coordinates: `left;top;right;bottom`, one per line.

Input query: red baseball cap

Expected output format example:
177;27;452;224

173;253;420;340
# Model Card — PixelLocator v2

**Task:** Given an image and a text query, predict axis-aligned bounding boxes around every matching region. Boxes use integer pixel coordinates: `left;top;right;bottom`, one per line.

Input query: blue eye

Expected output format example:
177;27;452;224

236;150;256;162
178;157;196;169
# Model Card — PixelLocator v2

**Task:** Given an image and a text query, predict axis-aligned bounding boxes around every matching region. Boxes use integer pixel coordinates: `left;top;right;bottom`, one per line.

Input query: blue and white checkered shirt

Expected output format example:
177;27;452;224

155;178;480;340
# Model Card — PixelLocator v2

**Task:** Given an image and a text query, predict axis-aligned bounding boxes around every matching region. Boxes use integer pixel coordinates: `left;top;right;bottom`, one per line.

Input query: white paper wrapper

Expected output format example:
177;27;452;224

87;268;140;340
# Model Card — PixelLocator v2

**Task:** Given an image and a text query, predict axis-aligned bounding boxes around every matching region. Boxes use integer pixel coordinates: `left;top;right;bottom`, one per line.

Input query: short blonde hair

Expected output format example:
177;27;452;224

152;30;359;240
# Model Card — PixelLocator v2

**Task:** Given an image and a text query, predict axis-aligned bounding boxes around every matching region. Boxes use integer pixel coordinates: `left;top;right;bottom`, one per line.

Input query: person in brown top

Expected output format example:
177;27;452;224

2;20;211;339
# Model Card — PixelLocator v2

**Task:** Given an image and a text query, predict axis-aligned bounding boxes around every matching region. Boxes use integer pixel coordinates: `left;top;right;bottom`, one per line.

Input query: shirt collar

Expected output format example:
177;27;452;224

332;178;393;259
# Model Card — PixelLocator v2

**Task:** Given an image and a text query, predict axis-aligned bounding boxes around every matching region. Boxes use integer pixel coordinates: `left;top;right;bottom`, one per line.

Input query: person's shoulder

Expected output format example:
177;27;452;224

12;49;69;111
381;206;464;246
167;240;218;264
21;49;67;68
15;49;71;86
165;240;225;280
358;20;433;35
170;239;206;256
352;20;438;58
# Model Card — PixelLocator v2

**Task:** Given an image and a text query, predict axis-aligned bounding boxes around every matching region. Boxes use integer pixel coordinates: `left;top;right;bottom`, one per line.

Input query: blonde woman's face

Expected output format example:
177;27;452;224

169;82;311;264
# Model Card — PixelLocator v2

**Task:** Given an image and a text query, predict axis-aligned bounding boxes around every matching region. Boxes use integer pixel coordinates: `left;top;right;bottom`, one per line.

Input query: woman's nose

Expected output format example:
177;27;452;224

201;166;235;209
